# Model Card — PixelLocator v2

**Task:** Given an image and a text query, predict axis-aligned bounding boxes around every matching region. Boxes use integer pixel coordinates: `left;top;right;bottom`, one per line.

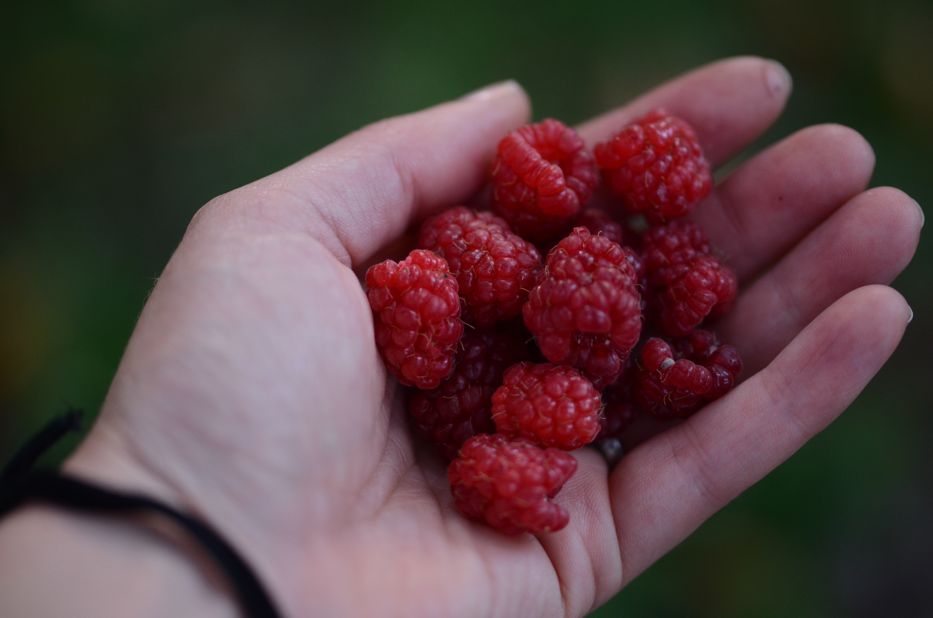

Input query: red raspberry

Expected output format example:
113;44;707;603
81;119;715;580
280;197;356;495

653;254;737;337
492;362;602;450
641;220;711;288
365;250;463;389
492;119;598;242
523;227;642;388
594;110;712;224
574;209;626;246
418;207;541;327
408;325;530;459
448;434;577;535
633;330;742;418
639;220;734;336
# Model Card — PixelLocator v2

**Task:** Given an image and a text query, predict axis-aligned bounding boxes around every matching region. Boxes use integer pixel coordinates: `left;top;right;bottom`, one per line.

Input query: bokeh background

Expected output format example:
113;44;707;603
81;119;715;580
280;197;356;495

2;0;931;615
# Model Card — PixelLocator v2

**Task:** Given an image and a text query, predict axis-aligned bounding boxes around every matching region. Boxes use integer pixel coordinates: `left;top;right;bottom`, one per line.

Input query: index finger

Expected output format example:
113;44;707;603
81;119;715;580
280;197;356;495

576;56;791;165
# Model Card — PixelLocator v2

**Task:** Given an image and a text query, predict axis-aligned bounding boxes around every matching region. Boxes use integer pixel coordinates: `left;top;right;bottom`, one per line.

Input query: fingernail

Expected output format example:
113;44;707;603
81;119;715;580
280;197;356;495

764;60;792;97
914;198;925;228
462;80;521;102
907;304;914;324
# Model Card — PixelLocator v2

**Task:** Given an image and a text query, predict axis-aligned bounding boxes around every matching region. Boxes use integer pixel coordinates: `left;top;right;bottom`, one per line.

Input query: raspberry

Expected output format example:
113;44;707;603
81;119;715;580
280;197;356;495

408;325;530;459
641;220;711;288
523;227;642;388
639;220;734;336
574;209;626;246
594;110;712;224
448;434;577;535
417;207;541;327
492;119;598;242
653;254;737;337
633;330;742;418
492;362;602;450
365;250;463;389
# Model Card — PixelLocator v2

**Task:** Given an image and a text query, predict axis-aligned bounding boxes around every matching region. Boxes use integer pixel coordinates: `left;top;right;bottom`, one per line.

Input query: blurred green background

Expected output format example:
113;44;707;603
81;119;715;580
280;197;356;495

2;0;931;615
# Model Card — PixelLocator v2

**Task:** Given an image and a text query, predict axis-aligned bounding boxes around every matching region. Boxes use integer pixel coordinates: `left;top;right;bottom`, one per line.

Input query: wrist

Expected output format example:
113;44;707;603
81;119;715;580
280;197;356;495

0;421;241;618
66;415;298;617
0;503;236;618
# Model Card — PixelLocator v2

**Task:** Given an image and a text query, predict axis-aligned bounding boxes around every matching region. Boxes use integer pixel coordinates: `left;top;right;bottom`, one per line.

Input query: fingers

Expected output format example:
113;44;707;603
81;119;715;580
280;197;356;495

610;285;912;583
576;56;791;165
719;187;923;373
696;124;876;280
200;81;530;267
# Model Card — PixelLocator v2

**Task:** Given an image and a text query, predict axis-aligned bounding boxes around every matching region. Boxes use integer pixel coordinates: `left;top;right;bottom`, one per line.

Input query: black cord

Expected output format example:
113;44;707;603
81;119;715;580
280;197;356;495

0;407;82;485
0;412;282;618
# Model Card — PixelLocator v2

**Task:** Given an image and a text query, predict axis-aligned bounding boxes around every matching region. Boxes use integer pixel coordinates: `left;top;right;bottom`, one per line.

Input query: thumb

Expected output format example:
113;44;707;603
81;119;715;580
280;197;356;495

197;81;530;267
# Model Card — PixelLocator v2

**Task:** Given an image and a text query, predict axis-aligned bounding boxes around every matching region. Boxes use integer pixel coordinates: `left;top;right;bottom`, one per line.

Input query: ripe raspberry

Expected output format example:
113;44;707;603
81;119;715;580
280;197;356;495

639;221;734;336
653;254;737;337
594;110;712;224
408;325;530;459
365;250;463;389
492;362;602;450
523;227;642;388
641;220;711;288
633;330;742;418
448;434;577;535
492;119;598;242
418;207;541;327
574;209;626;246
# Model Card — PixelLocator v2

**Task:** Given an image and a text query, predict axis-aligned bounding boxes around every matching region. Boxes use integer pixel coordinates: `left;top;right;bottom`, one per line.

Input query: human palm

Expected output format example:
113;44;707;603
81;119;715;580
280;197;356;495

67;58;921;617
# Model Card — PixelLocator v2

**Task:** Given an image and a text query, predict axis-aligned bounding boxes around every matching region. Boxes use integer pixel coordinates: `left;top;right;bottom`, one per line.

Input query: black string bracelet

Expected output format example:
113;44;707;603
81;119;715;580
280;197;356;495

0;410;283;618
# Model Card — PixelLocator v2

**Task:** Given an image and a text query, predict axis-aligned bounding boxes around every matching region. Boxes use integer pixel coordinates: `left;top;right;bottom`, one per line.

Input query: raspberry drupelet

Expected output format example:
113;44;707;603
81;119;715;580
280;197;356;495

492;119;598;242
641;221;737;337
633;329;742;418
365;249;463;389
595;110;712;224
408;325;530;459
492;362;602;450
448;434;577;535
417;206;541;327
523;227;642;388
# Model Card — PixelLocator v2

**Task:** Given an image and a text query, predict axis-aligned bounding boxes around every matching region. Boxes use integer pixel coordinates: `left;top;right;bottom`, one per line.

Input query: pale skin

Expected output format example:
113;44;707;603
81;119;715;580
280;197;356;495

0;57;923;617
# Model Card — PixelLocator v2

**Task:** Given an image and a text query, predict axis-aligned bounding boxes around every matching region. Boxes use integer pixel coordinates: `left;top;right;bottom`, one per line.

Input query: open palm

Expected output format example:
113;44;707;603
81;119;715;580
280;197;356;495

68;57;921;617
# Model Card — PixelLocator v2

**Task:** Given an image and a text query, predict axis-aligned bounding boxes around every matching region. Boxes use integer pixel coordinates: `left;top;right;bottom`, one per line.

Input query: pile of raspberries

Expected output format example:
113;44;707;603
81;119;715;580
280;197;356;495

365;110;741;535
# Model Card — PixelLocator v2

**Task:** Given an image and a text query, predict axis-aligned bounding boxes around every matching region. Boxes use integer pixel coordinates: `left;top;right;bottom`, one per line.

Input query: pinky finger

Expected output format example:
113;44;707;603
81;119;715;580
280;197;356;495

610;285;911;582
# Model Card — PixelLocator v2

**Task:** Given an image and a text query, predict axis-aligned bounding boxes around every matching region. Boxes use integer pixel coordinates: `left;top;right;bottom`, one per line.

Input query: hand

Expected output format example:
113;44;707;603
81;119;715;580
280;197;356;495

58;57;920;617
